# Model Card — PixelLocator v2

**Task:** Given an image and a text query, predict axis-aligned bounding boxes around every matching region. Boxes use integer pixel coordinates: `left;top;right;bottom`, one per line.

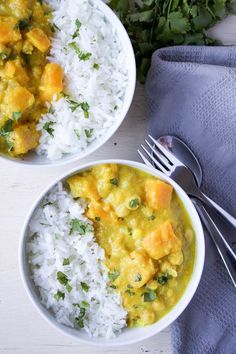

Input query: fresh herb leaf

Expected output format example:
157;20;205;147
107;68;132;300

134;273;142;282
63;94;89;117
108;0;234;83
108;270;120;282
63;258;70;266
0;120;14;152
72;19;82;38
157;272;172;285
66;283;72;293
54;290;65;301
93;63;99;69
95;216;100;221
81;301;89;308
80;102;90;118
81;282;89;292
125;288;135;296
18;18;31;30
70;219;93;235
12;111;21;121
85;128;93;138
110;178;118;186
143;290;157;302
43;121;55;136
129;198;140;209
57;271;69;286
69;42;92;61
0;52;8;60
0;120;13;135
75;307;86;328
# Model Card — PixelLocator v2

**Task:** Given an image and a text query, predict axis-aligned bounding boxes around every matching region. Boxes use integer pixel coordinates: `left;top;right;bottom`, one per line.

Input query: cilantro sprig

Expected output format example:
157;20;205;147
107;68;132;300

108;0;236;83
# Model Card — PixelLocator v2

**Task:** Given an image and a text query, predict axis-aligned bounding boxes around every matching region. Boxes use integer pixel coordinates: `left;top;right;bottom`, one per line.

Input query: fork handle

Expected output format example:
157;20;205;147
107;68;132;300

202;192;236;228
193;198;236;288
192;190;236;228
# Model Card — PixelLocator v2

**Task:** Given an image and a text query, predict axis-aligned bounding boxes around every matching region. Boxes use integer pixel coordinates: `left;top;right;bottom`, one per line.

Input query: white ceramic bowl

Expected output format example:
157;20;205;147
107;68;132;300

0;1;136;167
19;159;205;346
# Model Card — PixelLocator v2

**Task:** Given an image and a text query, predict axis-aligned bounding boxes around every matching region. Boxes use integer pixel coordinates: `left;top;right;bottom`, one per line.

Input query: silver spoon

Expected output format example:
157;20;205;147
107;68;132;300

157;136;236;228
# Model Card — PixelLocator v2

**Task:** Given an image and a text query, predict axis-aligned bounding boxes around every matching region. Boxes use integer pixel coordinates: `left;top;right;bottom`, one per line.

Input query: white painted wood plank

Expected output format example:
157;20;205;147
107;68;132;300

1;15;236;354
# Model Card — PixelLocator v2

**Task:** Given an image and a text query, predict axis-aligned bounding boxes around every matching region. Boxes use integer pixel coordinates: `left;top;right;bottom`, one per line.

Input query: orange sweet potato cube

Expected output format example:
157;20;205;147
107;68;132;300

145;179;173;210
11;123;39;155
26;28;50;52
0;16;22;44
40;63;63;103
142;221;181;260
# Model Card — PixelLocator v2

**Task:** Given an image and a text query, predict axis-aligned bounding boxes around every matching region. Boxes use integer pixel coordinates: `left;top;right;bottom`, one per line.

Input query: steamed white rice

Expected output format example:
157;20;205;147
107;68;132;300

37;0;128;160
27;183;127;338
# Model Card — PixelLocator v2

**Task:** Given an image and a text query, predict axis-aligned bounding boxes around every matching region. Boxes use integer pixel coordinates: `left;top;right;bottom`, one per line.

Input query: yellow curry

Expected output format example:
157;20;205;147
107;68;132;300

0;0;63;156
67;164;195;327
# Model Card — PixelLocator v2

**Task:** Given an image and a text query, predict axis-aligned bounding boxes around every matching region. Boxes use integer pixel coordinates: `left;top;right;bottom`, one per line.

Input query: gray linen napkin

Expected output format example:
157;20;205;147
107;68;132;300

145;46;236;354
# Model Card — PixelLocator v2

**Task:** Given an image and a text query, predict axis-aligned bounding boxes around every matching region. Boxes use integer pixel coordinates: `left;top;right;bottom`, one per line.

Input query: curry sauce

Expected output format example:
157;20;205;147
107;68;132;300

67;164;196;327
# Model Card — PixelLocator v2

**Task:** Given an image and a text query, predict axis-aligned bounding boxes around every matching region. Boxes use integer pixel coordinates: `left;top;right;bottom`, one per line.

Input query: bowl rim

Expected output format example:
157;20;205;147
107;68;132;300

19;159;205;346
0;0;136;168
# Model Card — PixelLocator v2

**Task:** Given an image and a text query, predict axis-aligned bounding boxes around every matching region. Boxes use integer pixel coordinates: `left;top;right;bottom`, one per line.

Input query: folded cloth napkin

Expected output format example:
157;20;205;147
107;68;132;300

145;46;236;354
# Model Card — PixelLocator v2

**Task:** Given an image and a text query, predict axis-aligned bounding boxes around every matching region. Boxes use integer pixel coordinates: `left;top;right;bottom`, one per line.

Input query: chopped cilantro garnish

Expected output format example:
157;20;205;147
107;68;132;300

63;258;70;266
110;178;118;186
129;198;140;209
66;283;72;293
12;111;21;121
81;301;89;308
0;52;8;61
69;42;92;61
125;289;135;296
93;63;99;70
72;19;82;38
0;120;14;152
43;121;55;136
81;282;89;292
143;290;157;302
134;273;142;282
157;272;172;285
57;271;69;286
85;128;93;138
70;219;93;235
108;270;120;282
75;307;86;328
54;290;65;301
95;216;100;222
63;94;89;117
18;18;31;30
80;102;90;118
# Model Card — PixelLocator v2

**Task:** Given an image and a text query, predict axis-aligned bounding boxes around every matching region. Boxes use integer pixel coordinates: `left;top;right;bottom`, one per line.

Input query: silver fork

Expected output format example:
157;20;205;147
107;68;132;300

138;134;236;287
139;135;236;228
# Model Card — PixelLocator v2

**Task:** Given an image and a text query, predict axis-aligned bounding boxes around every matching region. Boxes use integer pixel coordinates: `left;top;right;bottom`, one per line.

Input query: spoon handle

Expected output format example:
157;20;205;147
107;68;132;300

202;192;236;228
193;190;236;228
193;198;236;288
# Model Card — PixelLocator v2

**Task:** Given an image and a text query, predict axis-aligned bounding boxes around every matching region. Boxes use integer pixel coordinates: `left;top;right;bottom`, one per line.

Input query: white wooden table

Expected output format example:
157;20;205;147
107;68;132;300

1;17;236;354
